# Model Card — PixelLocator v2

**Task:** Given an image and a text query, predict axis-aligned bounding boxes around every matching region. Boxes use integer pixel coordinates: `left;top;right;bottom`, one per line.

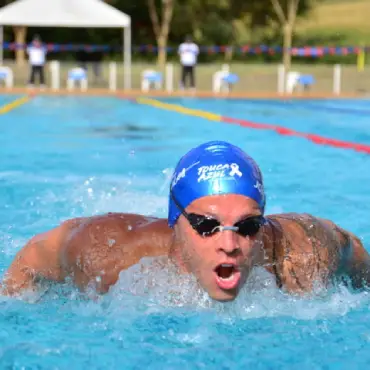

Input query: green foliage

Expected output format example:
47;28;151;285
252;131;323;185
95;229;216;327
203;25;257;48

0;0;366;64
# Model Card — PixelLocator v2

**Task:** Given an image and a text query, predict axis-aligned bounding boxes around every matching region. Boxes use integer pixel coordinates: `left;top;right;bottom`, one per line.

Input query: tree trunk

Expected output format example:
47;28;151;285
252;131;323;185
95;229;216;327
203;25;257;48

224;46;234;62
270;0;300;72
13;26;27;65
224;20;238;62
157;34;167;66
283;23;292;71
147;0;174;67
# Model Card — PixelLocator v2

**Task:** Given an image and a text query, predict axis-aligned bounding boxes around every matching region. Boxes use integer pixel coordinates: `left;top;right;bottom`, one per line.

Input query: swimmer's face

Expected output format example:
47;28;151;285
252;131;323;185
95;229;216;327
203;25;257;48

174;194;263;302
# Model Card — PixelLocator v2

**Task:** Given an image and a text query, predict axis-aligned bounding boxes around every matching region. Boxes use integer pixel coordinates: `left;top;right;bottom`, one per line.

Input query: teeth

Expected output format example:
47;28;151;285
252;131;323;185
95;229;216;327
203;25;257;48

221;264;233;267
219;274;235;281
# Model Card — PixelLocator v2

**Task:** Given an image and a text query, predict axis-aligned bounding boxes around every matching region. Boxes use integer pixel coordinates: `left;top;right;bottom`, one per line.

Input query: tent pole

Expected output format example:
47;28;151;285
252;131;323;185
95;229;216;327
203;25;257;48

123;25;131;90
0;26;3;65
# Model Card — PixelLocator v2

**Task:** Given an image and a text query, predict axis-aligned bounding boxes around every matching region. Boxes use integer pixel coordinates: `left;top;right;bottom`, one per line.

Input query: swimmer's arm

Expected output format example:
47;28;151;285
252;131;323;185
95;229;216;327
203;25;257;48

276;216;354;294
319;218;370;289
1;219;83;296
1;238;51;295
341;229;370;289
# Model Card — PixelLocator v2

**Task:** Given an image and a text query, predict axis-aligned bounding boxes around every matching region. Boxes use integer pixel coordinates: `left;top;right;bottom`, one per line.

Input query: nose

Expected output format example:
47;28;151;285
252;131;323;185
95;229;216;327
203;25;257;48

217;229;240;255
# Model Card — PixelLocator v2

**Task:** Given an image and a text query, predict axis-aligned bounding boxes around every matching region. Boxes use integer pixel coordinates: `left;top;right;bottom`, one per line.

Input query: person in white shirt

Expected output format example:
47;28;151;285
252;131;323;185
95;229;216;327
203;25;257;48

178;35;199;90
27;35;47;88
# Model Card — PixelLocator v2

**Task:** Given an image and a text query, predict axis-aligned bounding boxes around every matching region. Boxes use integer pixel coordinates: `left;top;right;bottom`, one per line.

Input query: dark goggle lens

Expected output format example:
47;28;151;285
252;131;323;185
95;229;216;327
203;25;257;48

188;214;221;236
235;216;264;237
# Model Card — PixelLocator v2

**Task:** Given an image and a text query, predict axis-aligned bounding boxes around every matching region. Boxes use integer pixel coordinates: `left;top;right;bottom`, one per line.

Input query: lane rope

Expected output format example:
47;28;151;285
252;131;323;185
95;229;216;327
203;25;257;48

135;97;370;155
0;95;30;114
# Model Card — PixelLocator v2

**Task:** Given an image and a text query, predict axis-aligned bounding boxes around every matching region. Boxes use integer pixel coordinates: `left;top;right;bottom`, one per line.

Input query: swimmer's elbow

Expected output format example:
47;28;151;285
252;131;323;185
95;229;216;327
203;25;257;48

343;232;370;289
2;237;51;295
0;279;45;303
347;261;370;290
2;219;82;297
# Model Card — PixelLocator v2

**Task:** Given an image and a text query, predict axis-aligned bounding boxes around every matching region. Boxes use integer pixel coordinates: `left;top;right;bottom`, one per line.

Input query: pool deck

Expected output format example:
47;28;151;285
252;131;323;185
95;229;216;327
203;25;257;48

0;87;366;99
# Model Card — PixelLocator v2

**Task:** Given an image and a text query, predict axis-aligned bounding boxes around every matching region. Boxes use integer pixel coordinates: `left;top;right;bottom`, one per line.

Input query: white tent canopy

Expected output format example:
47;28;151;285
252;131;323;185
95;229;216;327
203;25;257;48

0;0;131;88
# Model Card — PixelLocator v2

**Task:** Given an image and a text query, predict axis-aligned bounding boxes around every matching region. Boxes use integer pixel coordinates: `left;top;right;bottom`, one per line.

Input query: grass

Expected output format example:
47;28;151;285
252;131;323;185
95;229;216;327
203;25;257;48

296;0;370;45
3;60;370;94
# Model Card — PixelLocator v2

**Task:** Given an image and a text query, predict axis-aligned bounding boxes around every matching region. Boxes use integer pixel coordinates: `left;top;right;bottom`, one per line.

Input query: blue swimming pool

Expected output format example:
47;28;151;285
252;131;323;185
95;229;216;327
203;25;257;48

1;95;370;368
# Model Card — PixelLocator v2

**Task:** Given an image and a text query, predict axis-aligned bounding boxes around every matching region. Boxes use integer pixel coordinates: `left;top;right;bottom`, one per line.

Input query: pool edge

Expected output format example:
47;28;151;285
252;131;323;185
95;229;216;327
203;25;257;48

0;87;366;100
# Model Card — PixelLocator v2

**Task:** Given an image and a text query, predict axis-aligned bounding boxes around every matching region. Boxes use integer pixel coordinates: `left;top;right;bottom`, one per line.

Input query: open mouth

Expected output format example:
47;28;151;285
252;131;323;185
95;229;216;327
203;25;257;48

216;264;236;279
214;264;241;290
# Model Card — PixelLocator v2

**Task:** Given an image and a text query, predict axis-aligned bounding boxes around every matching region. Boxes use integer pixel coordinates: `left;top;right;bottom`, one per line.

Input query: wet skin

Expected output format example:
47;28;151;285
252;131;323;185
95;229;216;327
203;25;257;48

2;195;370;301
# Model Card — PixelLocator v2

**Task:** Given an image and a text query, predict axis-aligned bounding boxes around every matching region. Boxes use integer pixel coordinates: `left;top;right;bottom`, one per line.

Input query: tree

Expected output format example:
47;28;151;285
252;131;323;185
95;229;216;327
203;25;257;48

0;0;27;65
171;0;265;61
147;0;175;66
269;0;300;71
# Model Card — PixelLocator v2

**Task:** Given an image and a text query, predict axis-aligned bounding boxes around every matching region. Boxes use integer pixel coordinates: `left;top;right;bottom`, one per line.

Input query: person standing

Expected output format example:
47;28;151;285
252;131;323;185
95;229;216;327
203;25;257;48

27;35;47;89
178;35;199;91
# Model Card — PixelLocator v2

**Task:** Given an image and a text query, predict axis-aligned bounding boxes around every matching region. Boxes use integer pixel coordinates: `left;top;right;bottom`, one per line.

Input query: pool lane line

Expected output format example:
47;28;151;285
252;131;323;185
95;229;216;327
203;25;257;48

0;95;31;114
135;97;370;155
234;98;370;116
136;97;223;122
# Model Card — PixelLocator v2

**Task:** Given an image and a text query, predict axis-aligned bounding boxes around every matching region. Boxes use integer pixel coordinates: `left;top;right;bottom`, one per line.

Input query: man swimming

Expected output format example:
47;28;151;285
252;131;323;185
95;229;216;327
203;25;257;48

2;140;370;301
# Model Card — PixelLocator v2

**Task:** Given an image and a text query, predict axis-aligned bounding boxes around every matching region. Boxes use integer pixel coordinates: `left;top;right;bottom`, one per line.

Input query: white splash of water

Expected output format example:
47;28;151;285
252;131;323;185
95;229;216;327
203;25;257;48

2;169;369;323
69;174;168;217
103;257;370;321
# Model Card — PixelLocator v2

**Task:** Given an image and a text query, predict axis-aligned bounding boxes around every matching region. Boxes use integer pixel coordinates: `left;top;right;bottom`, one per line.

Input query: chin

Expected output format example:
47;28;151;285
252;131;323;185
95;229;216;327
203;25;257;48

209;289;238;302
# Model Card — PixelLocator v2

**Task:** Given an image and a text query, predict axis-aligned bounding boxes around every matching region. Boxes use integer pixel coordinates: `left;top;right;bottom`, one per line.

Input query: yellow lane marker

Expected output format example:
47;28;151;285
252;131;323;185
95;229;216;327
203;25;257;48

0;95;30;114
136;97;222;122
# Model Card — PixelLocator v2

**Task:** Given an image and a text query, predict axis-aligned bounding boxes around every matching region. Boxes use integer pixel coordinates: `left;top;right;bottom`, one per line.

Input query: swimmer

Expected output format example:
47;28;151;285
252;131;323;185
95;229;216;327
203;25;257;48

2;141;370;301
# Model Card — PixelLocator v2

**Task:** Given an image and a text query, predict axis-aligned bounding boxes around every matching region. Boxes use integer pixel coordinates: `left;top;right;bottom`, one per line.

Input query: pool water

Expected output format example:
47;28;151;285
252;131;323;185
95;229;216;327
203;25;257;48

1;95;370;369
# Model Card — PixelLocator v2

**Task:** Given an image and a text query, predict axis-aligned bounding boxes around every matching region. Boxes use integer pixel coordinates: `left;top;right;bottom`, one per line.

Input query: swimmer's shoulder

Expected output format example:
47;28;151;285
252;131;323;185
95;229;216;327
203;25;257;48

60;213;170;262
66;212;167;236
25;216;87;256
265;213;342;293
266;213;327;232
266;213;311;233
265;212;341;257
60;213;171;289
267;213;346;242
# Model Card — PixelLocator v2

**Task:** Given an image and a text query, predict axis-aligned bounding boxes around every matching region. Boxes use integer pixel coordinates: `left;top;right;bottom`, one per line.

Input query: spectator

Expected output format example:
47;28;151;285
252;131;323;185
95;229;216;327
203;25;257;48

178;35;199;91
91;51;103;85
27;35;47;89
76;50;88;71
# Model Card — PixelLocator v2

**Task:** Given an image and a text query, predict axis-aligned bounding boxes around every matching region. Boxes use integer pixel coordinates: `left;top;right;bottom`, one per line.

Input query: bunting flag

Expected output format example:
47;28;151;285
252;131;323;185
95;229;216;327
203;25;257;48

1;42;367;56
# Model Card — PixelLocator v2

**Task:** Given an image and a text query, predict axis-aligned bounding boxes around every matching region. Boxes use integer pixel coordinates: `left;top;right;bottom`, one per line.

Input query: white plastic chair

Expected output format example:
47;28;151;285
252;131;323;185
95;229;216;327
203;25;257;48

67;67;88;91
212;65;239;93
285;71;301;93
0;66;13;88
141;70;162;92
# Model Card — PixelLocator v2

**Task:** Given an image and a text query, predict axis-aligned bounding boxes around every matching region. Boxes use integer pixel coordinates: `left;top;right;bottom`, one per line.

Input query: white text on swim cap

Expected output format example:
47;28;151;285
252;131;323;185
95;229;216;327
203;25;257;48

171;161;200;188
254;181;264;195
172;168;186;188
197;163;242;182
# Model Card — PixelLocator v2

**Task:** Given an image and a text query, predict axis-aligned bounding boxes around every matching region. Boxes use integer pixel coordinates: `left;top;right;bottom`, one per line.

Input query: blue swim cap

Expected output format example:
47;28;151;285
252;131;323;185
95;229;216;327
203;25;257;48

168;141;265;227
